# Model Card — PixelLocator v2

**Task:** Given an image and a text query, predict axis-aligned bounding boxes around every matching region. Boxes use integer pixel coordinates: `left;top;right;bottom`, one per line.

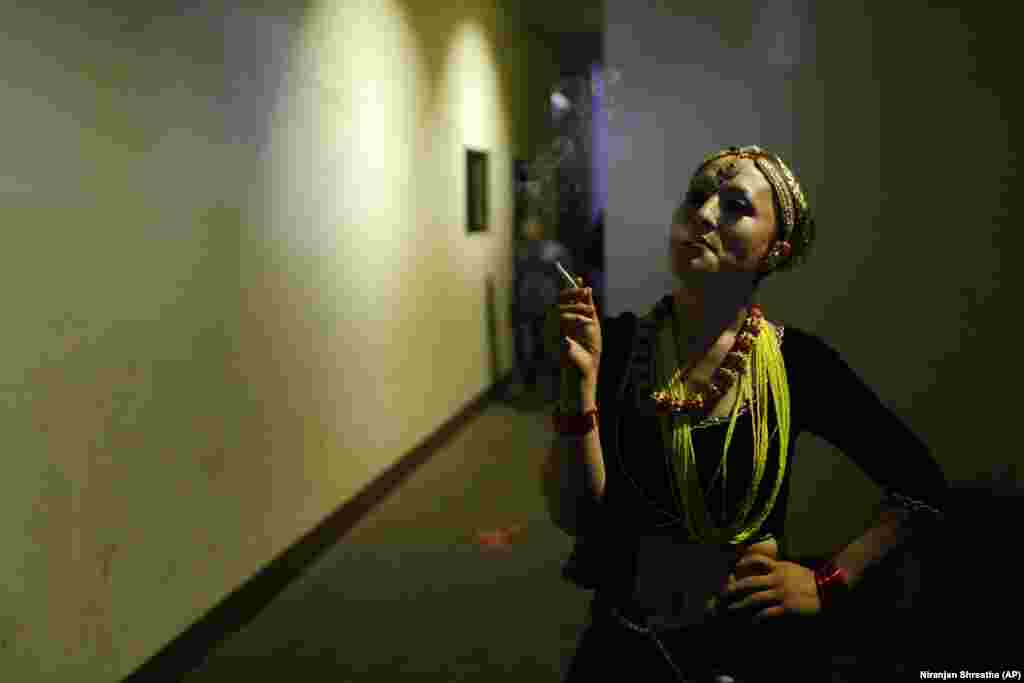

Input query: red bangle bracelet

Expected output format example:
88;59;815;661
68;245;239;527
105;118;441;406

552;406;599;436
814;560;850;611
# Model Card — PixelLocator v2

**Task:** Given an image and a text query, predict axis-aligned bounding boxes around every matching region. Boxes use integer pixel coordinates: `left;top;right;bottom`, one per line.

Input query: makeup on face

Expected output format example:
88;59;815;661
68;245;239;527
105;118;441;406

718;185;754;214
683;174;756;223
670;158;780;277
684;173;720;208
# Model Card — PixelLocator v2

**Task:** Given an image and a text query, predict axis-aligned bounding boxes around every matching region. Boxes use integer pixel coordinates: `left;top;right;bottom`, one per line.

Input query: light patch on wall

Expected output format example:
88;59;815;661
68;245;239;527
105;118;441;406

447;21;501;153
441;20;506;273
249;1;513;478
265;0;426;328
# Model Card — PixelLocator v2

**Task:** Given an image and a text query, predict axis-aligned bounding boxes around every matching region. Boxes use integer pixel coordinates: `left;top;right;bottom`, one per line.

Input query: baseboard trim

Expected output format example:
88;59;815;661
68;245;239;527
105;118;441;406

123;372;514;682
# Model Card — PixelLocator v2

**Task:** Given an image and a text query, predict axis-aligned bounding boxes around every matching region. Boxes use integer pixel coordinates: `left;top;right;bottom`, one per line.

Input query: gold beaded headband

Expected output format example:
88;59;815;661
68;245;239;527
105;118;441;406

695;145;810;247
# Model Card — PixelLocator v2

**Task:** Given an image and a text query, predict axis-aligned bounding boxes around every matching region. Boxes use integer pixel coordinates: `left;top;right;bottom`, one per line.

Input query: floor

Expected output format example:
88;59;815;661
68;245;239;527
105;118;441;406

182;374;592;682
176;369;997;682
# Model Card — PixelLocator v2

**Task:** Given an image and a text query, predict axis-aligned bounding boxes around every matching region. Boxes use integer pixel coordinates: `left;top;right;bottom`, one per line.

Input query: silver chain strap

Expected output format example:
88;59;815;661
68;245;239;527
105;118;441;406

883;490;944;520
607;608;694;682
607;607;740;683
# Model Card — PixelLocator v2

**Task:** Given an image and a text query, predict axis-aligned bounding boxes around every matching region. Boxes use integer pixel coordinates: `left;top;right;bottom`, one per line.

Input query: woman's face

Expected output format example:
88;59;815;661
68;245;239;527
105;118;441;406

669;156;779;281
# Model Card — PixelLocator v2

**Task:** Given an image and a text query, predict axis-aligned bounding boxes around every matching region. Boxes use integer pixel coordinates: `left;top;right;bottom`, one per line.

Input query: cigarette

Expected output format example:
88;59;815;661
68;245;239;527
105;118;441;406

555;261;579;288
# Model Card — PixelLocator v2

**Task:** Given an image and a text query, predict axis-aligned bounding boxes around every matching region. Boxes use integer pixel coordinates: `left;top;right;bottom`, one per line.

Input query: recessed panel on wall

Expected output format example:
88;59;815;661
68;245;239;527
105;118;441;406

466;147;489;233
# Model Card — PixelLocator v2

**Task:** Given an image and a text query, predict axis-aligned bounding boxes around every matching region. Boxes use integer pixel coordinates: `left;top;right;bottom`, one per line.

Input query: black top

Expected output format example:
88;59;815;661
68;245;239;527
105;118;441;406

563;296;948;605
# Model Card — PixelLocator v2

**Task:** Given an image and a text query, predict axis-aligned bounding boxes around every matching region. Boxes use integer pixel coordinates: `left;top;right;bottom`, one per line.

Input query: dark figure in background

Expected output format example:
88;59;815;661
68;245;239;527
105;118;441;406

514;216;573;397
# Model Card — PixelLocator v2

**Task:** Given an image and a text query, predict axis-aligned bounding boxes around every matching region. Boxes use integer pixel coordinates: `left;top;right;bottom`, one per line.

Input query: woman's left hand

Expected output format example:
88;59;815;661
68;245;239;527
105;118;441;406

719;552;820;622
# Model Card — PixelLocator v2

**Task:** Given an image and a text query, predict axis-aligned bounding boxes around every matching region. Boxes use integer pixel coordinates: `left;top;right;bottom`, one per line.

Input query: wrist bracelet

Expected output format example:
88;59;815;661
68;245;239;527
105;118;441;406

814;560;850;611
552;405;599;436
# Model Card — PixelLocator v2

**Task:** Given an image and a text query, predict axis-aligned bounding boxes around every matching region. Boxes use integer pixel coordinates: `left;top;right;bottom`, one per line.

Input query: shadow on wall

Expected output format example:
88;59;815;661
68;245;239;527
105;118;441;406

932;476;1023;636
831;471;1023;667
486;273;499;386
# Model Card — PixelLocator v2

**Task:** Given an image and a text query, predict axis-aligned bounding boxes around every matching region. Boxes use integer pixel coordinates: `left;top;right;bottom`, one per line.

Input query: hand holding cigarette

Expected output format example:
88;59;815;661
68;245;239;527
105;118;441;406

545;261;602;387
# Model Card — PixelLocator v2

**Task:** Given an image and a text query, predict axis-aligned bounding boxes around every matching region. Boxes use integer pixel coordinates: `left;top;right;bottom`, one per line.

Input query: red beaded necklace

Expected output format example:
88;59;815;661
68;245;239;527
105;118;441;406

651;304;764;416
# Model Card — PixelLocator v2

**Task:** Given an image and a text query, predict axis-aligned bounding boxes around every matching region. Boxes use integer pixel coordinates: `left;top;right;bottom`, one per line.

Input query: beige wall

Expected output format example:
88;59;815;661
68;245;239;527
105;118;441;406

1;1;560;679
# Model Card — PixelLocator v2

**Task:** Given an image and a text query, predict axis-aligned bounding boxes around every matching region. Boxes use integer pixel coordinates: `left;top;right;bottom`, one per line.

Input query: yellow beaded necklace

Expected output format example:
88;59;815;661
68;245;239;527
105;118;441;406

651;303;791;545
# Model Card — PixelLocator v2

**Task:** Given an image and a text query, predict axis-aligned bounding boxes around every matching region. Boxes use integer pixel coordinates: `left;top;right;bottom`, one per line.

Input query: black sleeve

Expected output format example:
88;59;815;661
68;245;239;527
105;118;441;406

561;312;635;589
788;327;947;523
576;311;634;531
596;312;636;412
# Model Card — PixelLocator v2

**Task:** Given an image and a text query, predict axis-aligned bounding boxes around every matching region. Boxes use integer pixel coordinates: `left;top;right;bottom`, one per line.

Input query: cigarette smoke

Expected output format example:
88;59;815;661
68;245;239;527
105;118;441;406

522;66;623;226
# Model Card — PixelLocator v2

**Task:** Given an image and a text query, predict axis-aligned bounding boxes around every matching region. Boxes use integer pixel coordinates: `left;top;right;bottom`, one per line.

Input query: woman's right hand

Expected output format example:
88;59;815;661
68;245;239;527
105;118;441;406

545;277;602;386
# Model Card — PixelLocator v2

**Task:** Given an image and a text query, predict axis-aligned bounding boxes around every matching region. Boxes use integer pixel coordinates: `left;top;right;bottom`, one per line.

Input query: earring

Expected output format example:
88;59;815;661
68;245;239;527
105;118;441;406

763;241;792;270
761;248;783;271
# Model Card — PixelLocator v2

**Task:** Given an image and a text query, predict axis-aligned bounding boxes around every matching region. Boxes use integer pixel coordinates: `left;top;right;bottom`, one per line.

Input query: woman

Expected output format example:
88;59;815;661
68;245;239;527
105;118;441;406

542;146;947;682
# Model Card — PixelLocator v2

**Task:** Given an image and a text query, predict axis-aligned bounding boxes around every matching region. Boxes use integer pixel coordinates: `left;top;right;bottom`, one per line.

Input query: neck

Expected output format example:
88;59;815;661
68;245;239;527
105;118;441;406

672;276;757;345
